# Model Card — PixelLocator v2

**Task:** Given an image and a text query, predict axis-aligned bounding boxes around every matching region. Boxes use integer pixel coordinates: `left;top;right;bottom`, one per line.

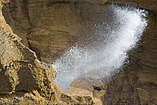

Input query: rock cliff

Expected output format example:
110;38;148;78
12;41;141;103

0;0;157;105
0;1;94;104
0;1;62;104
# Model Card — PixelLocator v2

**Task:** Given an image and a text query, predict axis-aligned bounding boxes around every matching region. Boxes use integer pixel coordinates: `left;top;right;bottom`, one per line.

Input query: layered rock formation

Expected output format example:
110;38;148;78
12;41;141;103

0;0;157;105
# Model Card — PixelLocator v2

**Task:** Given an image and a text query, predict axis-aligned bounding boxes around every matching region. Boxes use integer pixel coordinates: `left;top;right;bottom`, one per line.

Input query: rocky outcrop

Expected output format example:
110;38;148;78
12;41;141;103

67;10;157;105
77;0;157;10
2;0;84;63
0;1;61;104
3;0;157;63
67;79;106;105
1;0;157;105
0;1;95;104
104;11;157;104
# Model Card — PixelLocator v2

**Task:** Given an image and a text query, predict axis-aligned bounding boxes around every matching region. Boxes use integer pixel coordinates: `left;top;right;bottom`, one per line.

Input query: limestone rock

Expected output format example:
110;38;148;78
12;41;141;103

1;0;157;105
104;11;157;104
0;2;94;104
61;93;94;105
0;1;117;63
3;0;157;63
67;79;106;105
0;1;61;104
2;0;84;63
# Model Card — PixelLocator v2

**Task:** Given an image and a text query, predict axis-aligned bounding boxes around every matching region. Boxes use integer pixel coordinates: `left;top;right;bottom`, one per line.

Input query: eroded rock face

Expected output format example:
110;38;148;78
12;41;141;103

67;11;157;105
104;11;157;104
2;0;84;63
3;0;157;64
0;1;95;104
1;0;157;105
67;79;106;105
0;1;62;104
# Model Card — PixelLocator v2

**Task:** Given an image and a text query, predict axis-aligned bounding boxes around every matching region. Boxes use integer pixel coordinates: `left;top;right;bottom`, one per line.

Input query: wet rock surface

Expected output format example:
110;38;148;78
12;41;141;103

104;11;157;105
